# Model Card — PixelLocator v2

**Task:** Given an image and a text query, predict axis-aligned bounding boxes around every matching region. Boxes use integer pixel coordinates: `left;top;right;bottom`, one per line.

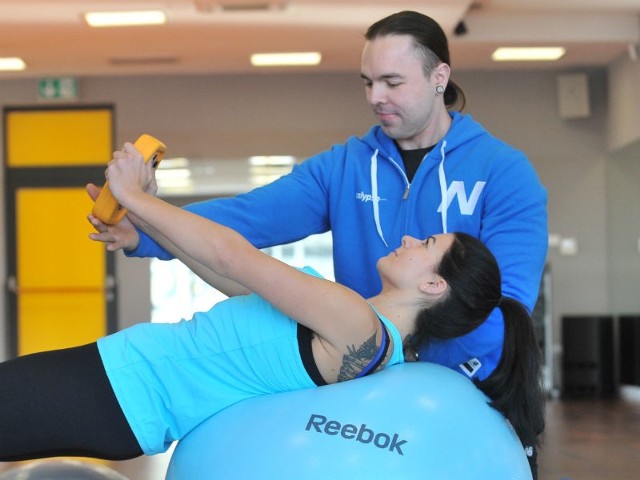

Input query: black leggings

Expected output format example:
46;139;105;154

0;342;143;461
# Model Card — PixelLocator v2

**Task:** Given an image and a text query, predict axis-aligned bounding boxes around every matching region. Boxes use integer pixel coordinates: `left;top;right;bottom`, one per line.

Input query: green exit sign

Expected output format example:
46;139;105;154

38;77;79;100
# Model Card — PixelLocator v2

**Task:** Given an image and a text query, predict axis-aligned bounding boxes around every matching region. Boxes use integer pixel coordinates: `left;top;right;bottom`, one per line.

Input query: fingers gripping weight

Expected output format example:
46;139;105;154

92;134;167;225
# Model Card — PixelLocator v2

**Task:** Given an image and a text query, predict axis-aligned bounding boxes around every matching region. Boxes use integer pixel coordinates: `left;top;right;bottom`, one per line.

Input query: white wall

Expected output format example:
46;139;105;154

1;67;637;363
606;53;640;317
607;53;640;152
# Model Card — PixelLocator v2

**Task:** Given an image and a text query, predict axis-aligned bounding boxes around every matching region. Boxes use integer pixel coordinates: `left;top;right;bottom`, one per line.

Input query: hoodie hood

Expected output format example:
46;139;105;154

360;111;487;157
361;112;486;245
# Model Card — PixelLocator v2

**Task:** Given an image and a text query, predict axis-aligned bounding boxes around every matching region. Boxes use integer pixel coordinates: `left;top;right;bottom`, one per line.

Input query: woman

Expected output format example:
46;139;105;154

0;143;544;476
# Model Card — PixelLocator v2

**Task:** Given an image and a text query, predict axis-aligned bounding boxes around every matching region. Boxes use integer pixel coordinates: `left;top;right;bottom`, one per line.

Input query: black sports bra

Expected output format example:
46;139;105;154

297;319;391;386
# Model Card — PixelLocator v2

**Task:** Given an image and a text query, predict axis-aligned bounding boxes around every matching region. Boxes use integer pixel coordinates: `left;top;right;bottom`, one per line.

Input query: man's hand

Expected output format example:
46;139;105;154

86;183;140;252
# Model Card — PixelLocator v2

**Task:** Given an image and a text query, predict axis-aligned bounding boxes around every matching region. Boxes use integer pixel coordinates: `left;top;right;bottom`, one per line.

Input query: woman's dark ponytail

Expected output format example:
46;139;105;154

475;297;546;453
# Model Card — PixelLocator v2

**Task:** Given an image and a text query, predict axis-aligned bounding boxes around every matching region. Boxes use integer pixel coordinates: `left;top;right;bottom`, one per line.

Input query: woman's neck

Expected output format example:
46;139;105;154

367;293;419;342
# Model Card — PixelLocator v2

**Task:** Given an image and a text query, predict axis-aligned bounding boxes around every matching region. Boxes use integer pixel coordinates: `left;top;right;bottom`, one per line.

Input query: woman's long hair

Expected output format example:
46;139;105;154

476;298;546;450
406;232;545;451
409;233;501;342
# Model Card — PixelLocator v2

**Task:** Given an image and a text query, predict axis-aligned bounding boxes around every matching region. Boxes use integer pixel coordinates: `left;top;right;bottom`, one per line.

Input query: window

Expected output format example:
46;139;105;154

150;232;334;323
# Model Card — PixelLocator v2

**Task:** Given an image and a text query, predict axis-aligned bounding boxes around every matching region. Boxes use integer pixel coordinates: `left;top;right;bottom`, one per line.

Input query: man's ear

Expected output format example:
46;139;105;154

433;62;451;86
419;277;448;296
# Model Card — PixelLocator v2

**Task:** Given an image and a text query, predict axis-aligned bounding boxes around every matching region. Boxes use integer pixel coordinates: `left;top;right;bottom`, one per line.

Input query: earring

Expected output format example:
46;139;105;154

435;85;445;95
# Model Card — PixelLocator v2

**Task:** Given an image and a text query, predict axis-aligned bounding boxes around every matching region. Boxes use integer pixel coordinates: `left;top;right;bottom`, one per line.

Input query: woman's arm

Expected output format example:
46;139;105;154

97;144;335;260
121;211;250;298
106;143;378;350
88;190;249;297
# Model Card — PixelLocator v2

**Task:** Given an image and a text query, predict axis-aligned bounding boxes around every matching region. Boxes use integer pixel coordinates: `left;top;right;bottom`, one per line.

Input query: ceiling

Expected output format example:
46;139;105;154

1;0;639;80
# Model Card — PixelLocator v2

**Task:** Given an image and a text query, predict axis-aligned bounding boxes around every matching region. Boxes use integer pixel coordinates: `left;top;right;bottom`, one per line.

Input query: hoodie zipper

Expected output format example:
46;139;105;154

370;142;448;245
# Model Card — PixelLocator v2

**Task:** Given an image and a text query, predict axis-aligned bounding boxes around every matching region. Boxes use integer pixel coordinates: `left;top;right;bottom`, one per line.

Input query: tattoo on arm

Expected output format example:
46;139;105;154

337;333;379;382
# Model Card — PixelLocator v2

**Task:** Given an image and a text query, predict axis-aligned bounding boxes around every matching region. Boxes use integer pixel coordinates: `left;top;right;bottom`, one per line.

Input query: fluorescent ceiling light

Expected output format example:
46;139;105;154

159;157;190;169
85;10;167;27
251;52;322;67
249;155;296;166
0;57;26;71
250;174;287;186
491;47;566;62
155;168;192;180
249;166;292;177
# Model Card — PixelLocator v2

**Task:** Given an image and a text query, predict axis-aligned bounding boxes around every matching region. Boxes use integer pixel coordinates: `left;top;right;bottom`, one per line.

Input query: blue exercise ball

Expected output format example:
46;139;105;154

0;460;129;480
166;363;532;480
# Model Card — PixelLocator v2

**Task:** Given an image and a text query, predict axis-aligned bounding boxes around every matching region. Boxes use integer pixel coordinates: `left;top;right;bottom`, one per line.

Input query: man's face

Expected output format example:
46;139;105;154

361;34;441;150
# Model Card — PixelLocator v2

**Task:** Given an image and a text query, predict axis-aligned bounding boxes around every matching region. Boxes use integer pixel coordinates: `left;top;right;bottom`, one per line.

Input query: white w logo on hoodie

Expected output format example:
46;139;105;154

438;181;486;215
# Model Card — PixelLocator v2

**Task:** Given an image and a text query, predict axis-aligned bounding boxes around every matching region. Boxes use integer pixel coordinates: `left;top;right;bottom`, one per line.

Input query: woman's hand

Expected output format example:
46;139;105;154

106;142;156;203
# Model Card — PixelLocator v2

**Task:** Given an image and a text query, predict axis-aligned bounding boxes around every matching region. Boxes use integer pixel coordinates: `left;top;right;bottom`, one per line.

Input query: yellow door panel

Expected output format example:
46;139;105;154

17;188;104;289
18;292;106;354
6;108;112;167
16;187;106;355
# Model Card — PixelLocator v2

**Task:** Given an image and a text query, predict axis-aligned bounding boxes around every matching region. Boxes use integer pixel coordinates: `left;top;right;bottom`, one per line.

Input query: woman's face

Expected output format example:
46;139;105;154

378;233;454;289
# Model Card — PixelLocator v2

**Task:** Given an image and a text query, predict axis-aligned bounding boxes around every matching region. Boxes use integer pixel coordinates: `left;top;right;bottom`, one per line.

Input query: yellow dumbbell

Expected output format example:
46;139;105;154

92;134;167;225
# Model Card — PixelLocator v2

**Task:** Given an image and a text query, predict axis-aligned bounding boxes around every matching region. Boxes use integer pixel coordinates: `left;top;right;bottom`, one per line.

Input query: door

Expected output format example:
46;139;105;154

4;105;117;356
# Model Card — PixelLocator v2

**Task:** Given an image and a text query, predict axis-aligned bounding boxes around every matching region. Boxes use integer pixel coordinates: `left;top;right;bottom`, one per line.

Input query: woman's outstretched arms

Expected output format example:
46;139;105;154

105;143;379;353
87;182;249;297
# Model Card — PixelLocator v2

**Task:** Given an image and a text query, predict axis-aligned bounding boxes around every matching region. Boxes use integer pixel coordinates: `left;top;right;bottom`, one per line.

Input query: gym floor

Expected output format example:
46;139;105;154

1;389;638;479
538;387;640;480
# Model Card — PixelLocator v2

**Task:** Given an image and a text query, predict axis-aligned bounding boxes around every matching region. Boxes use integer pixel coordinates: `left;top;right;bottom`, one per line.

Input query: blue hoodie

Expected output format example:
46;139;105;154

131;112;548;381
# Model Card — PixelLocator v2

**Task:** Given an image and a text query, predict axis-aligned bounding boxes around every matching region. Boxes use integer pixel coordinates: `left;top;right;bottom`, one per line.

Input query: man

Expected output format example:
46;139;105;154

89;10;547;384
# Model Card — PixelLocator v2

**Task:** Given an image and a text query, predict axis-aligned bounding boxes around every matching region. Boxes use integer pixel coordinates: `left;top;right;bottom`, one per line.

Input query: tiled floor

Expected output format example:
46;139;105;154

1;388;639;479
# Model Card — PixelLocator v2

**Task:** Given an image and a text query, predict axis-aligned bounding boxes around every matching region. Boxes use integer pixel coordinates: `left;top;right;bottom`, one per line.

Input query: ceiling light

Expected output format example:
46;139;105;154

249;166;292;177
0;57;26;71
155;168;192;180
491;47;566;62
250;174;287;186
159;157;190;169
250;52;322;67
85;10;167;27
155;168;193;191
248;155;296;166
